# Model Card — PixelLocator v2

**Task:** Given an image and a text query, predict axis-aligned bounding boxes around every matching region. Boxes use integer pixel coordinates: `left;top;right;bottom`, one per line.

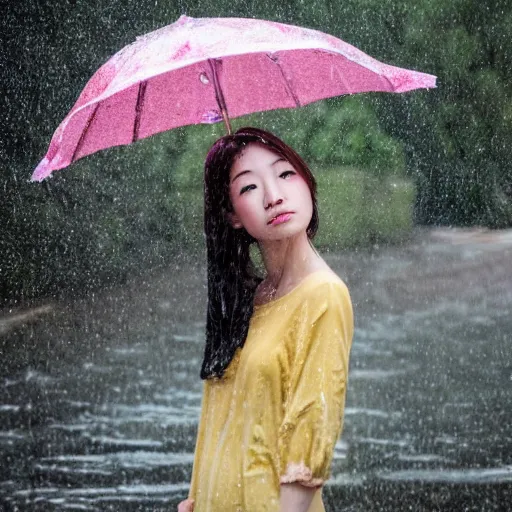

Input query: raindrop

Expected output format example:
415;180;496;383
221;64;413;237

199;72;210;85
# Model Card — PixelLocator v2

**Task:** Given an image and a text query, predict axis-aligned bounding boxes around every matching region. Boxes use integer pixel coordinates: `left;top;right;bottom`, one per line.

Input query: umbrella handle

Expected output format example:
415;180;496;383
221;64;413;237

208;59;232;135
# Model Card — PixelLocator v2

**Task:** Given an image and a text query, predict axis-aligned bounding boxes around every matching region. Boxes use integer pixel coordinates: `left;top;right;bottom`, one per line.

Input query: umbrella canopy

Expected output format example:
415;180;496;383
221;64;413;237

32;15;436;182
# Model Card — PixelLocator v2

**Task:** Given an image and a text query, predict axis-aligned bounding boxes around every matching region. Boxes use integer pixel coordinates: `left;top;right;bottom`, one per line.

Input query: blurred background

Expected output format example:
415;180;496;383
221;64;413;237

1;1;511;511
2;0;511;304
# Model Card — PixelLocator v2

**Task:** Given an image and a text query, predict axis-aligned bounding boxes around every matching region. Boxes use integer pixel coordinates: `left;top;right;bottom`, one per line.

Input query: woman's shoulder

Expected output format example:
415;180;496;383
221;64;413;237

300;269;350;298
277;269;351;317
298;271;353;333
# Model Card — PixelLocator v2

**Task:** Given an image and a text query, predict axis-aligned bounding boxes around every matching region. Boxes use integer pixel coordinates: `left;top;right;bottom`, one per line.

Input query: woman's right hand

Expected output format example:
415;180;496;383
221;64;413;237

177;498;195;512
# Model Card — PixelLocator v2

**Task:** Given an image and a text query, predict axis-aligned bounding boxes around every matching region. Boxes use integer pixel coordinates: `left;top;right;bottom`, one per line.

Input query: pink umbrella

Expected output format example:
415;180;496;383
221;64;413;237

32;15;436;182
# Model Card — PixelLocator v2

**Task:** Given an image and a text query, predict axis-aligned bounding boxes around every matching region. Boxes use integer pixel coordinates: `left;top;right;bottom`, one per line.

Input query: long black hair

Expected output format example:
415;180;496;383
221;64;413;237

200;127;319;379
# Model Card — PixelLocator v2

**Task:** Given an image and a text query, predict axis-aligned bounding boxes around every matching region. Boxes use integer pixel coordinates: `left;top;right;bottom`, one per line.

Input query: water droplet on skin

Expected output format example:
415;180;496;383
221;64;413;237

200;72;209;85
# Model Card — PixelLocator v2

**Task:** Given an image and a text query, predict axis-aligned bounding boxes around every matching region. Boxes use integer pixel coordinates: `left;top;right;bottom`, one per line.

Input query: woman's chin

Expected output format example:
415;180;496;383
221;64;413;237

256;225;310;243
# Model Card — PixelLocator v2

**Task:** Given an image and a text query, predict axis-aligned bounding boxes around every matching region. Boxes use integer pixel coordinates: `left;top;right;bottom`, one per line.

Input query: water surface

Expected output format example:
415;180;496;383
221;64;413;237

1;228;511;511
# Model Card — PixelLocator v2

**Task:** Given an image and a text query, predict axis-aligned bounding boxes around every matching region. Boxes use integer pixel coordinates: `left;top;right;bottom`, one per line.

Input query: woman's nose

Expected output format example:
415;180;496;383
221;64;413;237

265;197;283;209
263;180;284;210
264;188;283;210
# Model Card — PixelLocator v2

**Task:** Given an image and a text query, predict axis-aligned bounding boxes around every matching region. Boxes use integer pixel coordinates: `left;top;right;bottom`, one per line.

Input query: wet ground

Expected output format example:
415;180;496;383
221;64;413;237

1;228;511;511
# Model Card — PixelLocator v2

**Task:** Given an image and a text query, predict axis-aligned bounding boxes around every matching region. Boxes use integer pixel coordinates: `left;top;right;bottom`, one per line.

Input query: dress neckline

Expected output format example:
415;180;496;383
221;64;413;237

253;270;335;311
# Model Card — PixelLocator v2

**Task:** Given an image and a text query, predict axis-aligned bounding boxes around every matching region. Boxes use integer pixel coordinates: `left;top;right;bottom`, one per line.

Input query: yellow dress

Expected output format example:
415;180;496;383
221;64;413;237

189;270;354;512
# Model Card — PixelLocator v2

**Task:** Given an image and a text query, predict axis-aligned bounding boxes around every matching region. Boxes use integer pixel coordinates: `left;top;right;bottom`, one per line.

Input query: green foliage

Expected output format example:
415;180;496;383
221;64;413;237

368;0;512;226
315;168;414;249
308;99;405;177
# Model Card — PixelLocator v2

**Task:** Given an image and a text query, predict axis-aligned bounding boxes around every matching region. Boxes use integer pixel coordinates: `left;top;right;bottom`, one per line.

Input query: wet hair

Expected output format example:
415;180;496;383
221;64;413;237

200;127;319;379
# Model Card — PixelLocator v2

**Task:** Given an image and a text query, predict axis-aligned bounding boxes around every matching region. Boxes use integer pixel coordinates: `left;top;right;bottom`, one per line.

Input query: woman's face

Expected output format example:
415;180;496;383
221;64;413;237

228;142;313;242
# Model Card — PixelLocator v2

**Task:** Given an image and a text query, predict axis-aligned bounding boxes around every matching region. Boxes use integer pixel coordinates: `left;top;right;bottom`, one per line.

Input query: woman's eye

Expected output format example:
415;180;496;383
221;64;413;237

240;184;256;195
280;170;296;179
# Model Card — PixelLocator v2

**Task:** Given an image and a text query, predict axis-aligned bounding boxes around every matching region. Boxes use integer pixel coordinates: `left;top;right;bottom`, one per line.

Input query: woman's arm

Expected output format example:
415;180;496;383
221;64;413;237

177;498;194;512
280;482;316;512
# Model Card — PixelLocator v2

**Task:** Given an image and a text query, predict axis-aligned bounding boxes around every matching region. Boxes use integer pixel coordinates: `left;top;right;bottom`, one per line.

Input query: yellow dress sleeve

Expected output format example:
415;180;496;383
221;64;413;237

278;281;353;488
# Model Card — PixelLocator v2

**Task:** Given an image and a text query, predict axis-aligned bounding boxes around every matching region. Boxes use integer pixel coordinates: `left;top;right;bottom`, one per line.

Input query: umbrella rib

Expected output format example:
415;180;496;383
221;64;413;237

267;54;301;108
208;59;232;135
133;81;148;143
71;103;100;164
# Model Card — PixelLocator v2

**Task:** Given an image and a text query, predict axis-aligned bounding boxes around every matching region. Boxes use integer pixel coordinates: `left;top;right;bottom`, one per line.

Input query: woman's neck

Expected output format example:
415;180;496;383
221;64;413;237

258;233;326;289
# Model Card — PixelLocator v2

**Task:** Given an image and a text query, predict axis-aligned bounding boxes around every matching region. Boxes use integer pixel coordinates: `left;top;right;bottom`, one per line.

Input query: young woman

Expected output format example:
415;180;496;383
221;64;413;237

178;127;353;512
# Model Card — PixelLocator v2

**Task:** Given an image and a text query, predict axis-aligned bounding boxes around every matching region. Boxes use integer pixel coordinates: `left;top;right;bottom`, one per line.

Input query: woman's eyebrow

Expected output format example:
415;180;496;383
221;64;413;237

231;169;251;184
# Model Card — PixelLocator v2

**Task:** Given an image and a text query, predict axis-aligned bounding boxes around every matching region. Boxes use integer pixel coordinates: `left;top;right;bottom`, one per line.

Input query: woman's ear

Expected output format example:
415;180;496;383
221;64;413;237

226;211;243;229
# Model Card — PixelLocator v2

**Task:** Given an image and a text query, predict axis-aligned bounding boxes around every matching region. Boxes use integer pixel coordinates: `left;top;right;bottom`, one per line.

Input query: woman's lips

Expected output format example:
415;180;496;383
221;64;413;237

269;212;293;226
